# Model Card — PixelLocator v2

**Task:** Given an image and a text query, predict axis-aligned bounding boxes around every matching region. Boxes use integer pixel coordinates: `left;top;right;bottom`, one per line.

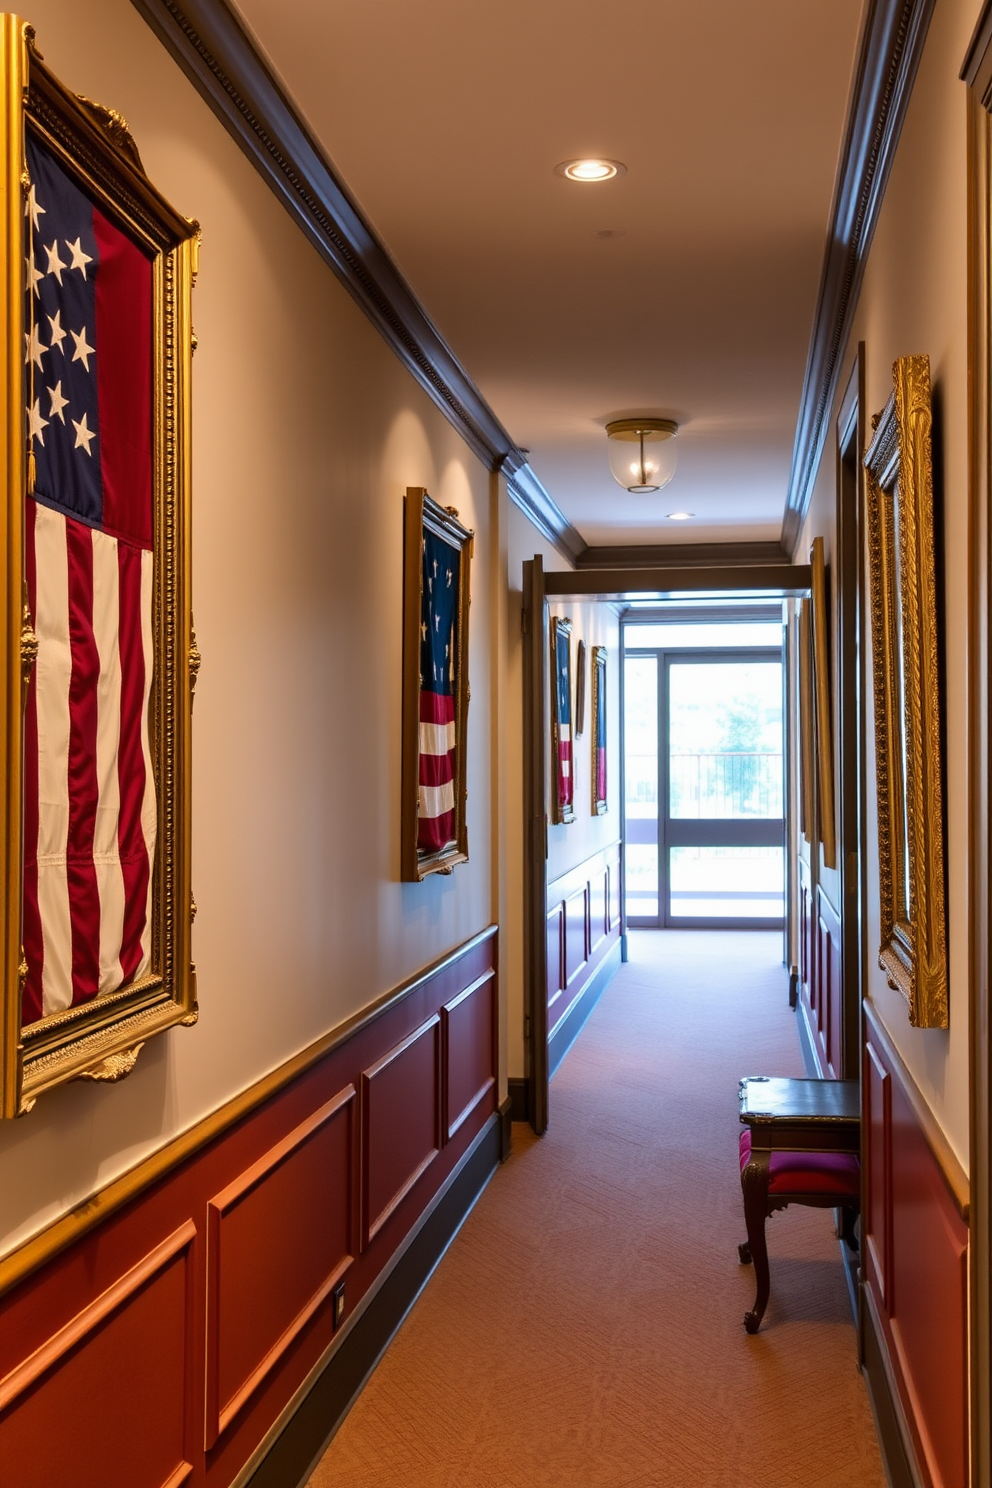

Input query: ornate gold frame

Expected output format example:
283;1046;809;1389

591;645;606;815
864;354;947;1028
0;18;199;1114
550;616;574;825
400;487;472;881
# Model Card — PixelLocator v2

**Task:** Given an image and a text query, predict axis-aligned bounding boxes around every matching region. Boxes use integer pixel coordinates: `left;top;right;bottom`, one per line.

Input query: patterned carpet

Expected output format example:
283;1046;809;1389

308;930;886;1487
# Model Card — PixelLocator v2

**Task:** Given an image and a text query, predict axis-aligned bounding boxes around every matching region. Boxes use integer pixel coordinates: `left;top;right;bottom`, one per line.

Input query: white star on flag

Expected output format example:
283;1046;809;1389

47;310;67;354
24;183;45;229
24;324;46;370
47;381;69;424
67;237;93;278
27;397;49;448
70;326;95;371
24;255;43;298
71;412;96;456
43;239;67;284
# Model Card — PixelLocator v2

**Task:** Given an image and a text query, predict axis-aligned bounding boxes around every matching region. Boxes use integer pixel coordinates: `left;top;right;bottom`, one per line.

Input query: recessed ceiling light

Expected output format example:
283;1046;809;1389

667;511;693;520
555;158;626;183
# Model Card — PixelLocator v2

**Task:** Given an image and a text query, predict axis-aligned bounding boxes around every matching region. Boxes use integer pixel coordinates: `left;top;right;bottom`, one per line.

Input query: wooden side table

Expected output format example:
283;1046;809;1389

738;1076;860;1333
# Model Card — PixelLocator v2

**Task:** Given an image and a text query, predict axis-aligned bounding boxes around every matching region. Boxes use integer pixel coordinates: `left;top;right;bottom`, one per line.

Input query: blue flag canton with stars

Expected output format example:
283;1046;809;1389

558;645;571;727
420;531;460;695
24;133;102;530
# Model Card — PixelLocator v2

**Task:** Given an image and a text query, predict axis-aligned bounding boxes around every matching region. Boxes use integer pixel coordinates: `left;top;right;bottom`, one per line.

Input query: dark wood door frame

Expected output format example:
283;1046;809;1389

521;559;813;1135
837;345;866;1082
522;557;549;1134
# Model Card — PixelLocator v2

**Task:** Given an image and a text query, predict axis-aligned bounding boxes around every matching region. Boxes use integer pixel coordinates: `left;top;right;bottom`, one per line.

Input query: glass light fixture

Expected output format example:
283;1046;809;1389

555;159;626;182
606;418;678;493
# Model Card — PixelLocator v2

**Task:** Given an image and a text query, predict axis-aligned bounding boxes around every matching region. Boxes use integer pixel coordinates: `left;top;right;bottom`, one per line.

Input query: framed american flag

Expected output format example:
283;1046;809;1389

591;646;607;815
550;616;574;825
0;20;199;1115
401;488;473;881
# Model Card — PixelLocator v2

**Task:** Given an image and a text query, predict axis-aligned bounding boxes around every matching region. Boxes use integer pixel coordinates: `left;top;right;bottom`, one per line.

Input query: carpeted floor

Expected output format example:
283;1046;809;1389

307;930;886;1487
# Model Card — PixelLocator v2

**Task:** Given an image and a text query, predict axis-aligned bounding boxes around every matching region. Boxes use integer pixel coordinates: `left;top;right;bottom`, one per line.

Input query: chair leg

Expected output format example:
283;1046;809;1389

740;1148;771;1333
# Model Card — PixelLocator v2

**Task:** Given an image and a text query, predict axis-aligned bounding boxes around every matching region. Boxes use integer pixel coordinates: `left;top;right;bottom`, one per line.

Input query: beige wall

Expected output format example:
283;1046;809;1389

502;509;621;1078
504;504;572;1078
545;599;622;885
799;0;974;1166
0;0;496;1256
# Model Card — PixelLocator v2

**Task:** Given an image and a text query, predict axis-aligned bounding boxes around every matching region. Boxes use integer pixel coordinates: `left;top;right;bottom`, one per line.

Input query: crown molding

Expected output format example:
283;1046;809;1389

503;454;586;565
129;0;582;564
782;0;936;555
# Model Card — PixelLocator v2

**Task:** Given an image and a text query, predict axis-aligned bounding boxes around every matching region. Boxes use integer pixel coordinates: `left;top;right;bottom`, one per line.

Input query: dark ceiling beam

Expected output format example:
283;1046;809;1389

544;565;812;603
576;541;790;570
782;0;936;556
129;0;583;565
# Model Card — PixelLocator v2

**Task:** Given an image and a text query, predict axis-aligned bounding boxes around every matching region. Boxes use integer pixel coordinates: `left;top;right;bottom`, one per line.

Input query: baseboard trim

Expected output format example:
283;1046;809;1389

242;1113;500;1488
862;1284;923;1488
498;1095;513;1161
548;939;621;1080
507;1077;529;1124
796;996;820;1078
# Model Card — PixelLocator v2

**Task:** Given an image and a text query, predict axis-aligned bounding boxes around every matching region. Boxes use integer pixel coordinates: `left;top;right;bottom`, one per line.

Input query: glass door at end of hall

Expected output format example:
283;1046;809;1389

623;648;785;928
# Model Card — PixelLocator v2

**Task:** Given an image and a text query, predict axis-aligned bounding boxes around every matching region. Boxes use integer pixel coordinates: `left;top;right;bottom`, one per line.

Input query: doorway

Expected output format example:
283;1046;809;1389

623;610;786;930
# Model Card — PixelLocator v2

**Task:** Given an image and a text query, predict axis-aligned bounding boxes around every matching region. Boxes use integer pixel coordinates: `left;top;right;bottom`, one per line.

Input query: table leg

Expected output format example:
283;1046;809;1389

740;1148;771;1334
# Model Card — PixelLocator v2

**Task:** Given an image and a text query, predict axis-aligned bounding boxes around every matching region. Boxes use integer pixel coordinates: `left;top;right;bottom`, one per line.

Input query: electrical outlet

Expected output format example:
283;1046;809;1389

332;1281;346;1330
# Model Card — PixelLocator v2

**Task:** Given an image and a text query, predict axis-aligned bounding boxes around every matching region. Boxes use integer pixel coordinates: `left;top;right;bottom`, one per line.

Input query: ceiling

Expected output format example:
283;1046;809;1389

230;0;866;549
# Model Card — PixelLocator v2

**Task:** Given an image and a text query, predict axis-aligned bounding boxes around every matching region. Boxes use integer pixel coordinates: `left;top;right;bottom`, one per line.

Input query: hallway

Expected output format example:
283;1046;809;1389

309;932;885;1487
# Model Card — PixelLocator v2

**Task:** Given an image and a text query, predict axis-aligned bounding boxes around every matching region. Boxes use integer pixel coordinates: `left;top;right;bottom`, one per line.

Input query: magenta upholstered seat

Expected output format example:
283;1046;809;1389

739;1128;860;1198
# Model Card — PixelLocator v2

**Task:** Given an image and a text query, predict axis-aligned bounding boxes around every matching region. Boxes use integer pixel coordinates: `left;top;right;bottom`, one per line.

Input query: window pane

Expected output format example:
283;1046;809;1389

669;661;782;819
624;656;658;918
670;846;784;920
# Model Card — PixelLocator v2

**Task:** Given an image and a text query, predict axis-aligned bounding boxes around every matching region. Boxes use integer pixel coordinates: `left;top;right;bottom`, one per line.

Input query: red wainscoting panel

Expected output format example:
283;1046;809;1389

0;926;498;1488
564;886;590;989
546;842;621;1041
863;1004;969;1488
0;1222;195;1488
205;1090;355;1447
863;1040;891;1308
815;887;840;1078
798;873;842;1080
589;867;608;955
442;970;496;1142
798;853;813;1003
361;1015;441;1249
547;902;564;1013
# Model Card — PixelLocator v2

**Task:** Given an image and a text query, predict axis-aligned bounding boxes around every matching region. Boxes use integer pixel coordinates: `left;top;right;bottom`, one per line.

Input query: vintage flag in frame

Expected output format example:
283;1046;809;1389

550;616;574;824
401;487;473;881
591;645;607;815
0;18;199;1115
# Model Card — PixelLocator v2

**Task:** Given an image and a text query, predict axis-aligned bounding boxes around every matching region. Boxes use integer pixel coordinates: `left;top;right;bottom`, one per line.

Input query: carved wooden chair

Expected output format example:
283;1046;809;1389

737;1126;860;1333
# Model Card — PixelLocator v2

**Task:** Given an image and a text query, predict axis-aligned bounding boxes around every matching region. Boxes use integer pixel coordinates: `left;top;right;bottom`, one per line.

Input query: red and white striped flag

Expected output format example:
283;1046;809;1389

21;133;156;1023
417;530;459;854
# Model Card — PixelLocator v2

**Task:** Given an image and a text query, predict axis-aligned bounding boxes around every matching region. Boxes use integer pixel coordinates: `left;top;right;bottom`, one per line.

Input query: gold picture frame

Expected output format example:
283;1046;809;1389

864;353;948;1028
591;645;606;815
810;536;836;869
0;19;199;1114
550;616;574;824
400;487;472;880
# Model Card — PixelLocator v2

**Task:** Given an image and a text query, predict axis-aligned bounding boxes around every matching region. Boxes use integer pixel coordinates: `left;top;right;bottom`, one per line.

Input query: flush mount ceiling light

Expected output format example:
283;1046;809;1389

666;511;693;520
606;418;678;494
555;158;626;182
